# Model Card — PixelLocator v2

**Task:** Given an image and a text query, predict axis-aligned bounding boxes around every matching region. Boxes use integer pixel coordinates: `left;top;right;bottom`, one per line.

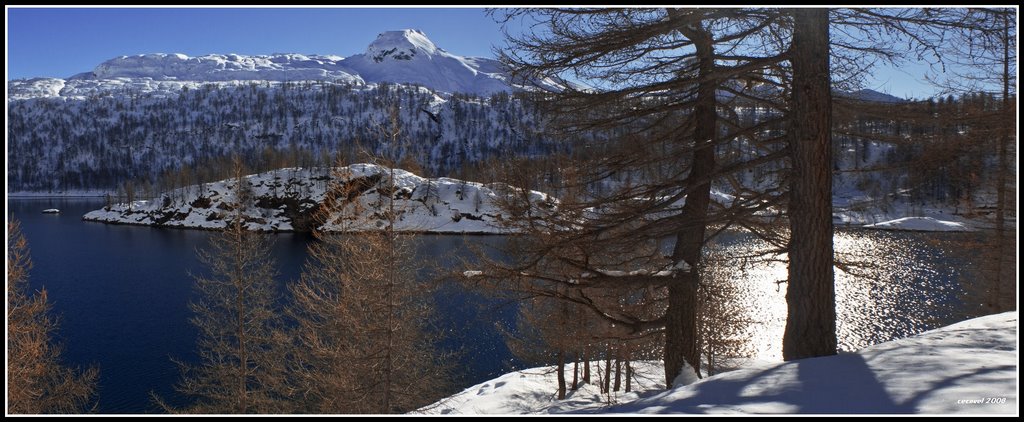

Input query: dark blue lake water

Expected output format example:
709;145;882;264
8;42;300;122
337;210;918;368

10;198;518;413
9;198;981;413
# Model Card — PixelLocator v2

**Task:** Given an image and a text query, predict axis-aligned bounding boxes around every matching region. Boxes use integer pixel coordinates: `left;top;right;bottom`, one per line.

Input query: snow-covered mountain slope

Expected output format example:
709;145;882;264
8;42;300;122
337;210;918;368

8;76;261;101
82;164;555;233
10;56;357;101
837;88;908;103
9;29;559;99
84;52;360;83
7;77;67;99
8;80;552;192
421;312;1017;414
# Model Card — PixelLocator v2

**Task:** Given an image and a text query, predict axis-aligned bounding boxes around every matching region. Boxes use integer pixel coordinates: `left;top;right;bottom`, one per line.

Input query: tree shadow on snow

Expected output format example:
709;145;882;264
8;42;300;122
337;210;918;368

603;354;913;414
601;346;1014;414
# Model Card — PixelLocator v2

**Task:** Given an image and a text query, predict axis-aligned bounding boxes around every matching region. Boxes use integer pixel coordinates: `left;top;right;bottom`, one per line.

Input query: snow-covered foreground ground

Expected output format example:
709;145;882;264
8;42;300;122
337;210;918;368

417;361;668;415
422;312;1017;415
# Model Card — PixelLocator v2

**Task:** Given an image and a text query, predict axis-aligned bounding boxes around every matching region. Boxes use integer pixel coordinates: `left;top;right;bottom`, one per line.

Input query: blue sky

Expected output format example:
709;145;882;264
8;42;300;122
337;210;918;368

7;7;946;99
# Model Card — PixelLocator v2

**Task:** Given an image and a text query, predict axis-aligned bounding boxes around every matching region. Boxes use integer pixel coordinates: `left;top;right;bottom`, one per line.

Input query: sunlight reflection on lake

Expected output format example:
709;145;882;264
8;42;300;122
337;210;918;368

706;230;966;361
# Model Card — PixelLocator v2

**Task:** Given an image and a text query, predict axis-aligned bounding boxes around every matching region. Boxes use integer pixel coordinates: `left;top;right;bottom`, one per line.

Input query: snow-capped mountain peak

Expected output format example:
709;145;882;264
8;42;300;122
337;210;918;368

366;29;439;62
342;29;527;95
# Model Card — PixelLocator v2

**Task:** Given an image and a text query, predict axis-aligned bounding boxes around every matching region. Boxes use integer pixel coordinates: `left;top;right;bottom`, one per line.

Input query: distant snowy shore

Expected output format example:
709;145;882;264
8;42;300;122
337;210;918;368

81;164;554;234
835;208;978;232
422;312;1017;414
9;190;108;198
862;216;973;232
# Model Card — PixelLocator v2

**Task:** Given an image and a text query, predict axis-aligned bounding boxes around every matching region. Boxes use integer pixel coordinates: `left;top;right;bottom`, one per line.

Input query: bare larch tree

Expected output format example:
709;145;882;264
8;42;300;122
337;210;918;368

287;107;451;413
156;159;289;414
7;219;98;414
479;7;789;387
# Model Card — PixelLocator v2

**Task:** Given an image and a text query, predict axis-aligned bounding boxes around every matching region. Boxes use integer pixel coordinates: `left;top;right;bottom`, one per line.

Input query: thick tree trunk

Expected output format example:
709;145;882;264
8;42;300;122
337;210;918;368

993;9;1012;311
783;8;837;361
625;356;633;393
613;358;622;392
572;353;579;390
603;348;612;393
583;350;590;384
664;17;716;388
556;350;566;400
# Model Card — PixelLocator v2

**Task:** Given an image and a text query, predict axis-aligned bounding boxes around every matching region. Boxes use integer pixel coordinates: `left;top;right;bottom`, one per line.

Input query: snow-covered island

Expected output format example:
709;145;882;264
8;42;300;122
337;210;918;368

82;164;553;234
422;312;1017;415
